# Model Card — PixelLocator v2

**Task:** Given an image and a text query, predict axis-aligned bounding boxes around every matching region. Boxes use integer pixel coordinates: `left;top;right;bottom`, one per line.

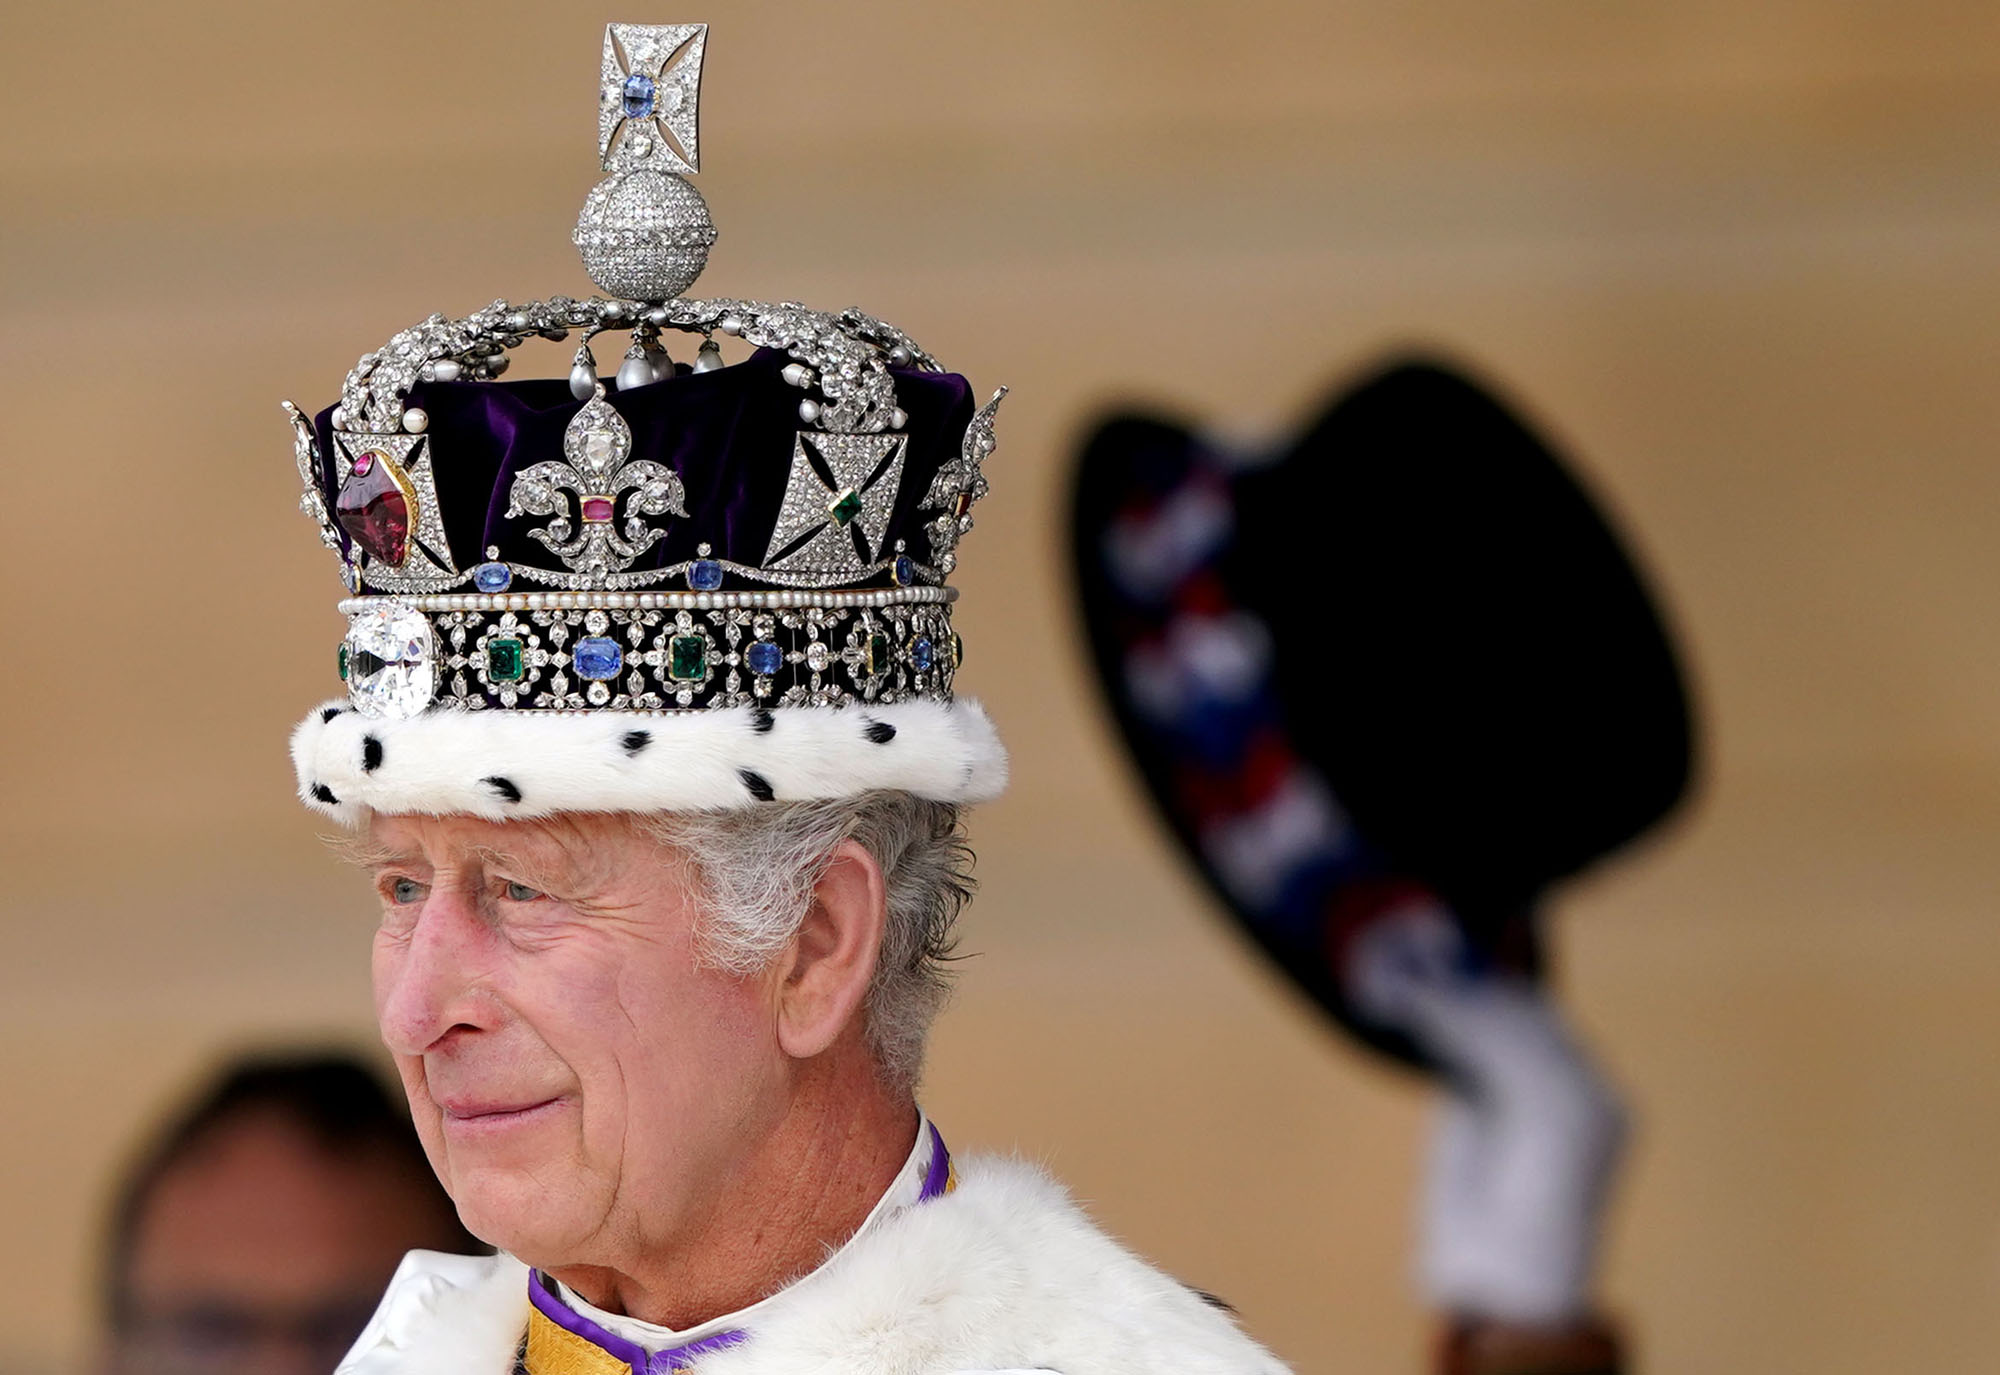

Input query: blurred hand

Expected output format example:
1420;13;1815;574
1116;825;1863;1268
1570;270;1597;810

1347;899;1628;1327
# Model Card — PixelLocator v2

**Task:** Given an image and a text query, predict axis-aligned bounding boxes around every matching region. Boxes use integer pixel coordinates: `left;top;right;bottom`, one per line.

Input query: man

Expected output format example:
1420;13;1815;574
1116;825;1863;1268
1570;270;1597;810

101;1053;475;1375
283;21;1288;1375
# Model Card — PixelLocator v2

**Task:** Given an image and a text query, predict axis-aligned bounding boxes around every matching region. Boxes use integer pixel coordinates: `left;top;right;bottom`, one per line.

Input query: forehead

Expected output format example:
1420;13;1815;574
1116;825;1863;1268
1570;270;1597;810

365;811;668;875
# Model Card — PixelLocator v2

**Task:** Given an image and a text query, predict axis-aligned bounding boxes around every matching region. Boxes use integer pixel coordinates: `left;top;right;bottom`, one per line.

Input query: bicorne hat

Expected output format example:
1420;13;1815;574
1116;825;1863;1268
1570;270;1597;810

1068;359;1695;1067
286;23;1006;825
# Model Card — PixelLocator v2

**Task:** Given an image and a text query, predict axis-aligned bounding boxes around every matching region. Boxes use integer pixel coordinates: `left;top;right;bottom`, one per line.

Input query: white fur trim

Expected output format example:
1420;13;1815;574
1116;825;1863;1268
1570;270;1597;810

336;1156;1291;1375
292;698;1007;825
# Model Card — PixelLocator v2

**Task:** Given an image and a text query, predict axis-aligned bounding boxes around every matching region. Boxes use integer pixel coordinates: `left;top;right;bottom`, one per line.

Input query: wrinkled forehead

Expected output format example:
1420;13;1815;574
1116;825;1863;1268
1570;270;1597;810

359;809;682;887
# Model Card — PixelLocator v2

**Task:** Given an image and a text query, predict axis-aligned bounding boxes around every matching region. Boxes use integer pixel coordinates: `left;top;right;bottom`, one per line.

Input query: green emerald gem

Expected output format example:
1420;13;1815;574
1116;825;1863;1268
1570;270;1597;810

827;488;864;526
865;632;892;677
338;643;349;681
486;637;525;683
668;634;707;682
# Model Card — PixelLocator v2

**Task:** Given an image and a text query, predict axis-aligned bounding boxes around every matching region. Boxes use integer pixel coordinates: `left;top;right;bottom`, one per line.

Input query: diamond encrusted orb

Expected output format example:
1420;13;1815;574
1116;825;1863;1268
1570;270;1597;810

345;602;435;719
574;169;716;301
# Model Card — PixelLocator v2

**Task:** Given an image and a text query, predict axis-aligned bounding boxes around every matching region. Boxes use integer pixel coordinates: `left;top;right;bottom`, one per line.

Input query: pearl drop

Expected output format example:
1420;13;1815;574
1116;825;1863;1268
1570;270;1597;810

798;399;821;424
402;408;428;434
569;358;598;401
693;340;724;373
890;407;908;430
780;362;812;388
616;354;654;392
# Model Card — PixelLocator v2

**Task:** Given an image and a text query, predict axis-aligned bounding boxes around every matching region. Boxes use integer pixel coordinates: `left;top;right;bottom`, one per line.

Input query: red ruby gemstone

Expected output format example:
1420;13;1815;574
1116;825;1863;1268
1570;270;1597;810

335;451;410;565
581;496;615;522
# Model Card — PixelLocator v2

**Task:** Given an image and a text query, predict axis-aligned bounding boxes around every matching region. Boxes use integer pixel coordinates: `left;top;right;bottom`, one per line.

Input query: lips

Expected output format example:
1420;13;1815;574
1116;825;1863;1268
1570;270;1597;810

436;1094;566;1126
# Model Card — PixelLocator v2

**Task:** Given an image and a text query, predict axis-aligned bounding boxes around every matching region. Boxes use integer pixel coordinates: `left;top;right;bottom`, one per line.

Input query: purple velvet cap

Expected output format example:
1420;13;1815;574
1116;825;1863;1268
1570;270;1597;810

312;348;974;590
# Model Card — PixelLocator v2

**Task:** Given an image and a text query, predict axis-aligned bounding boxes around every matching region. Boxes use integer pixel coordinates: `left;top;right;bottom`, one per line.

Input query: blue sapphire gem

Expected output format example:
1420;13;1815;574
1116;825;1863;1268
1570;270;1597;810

573;637;623;681
893;555;915;586
473;561;512;593
746;641;783;676
910;636;935;672
621;73;656;119
689;559;724;591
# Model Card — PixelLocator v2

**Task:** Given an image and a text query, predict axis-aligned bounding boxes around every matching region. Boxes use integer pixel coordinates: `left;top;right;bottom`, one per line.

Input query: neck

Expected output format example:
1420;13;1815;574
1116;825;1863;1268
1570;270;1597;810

547;1053;916;1331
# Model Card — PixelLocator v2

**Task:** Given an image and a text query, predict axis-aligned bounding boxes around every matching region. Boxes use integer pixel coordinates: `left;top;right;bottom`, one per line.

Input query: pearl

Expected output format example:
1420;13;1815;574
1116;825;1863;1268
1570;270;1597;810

432;360;462;382
890;407;908;430
888;346;912;367
617;353;654;391
719;316;744;336
798;399;821;424
693;339;724;373
487;354;510;378
402;408;428;434
780;362;813;388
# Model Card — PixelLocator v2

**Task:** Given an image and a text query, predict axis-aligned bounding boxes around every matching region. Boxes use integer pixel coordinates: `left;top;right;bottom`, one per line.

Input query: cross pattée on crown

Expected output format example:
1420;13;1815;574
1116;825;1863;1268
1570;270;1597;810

598;23;708;175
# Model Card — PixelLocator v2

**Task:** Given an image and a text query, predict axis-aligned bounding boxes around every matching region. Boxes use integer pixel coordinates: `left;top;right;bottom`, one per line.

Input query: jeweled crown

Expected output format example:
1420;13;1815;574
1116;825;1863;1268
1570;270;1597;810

285;23;1003;722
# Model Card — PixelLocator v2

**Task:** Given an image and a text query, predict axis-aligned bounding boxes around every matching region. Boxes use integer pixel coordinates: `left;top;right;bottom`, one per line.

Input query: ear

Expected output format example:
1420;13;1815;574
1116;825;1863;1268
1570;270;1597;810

775;839;888;1062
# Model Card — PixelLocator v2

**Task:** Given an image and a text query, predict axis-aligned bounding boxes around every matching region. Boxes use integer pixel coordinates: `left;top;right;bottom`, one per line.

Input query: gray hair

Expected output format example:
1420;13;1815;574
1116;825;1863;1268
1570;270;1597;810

643;791;973;1091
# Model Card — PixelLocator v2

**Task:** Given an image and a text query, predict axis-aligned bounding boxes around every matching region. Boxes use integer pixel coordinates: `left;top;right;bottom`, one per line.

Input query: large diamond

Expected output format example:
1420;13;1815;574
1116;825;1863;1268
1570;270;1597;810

335;449;411;565
345;602;434;719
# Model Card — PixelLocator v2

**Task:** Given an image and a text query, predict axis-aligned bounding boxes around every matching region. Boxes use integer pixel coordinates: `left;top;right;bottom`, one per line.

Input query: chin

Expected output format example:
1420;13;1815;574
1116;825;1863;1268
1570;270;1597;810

450;1168;600;1261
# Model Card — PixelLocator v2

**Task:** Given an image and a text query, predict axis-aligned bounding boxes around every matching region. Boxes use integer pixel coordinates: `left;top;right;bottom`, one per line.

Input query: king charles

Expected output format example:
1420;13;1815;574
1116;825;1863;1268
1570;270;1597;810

283;22;1288;1375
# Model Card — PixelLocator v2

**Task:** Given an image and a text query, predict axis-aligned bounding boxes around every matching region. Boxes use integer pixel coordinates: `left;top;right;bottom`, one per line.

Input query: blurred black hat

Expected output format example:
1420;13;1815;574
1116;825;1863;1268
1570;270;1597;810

1068;358;1696;1067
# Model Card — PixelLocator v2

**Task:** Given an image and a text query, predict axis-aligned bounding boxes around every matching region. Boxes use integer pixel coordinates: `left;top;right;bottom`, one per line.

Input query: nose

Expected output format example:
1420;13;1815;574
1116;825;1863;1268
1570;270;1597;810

376;883;494;1056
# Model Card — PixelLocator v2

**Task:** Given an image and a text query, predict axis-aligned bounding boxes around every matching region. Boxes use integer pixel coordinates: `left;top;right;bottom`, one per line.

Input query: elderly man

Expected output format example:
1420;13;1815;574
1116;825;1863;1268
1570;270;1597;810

283;22;1287;1375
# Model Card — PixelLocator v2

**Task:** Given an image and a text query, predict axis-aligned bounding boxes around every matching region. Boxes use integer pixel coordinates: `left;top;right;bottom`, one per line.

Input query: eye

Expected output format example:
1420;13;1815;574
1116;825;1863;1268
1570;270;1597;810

390;877;427;905
502;881;545;903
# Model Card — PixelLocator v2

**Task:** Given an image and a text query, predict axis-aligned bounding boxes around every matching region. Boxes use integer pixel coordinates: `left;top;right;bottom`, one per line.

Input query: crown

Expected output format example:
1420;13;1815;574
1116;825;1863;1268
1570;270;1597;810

286;24;1007;823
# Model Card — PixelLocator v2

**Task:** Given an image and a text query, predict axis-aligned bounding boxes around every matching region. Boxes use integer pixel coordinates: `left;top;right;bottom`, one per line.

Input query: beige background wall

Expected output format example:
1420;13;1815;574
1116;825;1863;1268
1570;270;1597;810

7;2;2000;1371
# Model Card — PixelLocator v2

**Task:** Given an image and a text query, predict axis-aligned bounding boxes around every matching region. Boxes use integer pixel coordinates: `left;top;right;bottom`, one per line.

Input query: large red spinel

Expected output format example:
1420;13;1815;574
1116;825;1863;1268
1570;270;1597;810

336;450;411;565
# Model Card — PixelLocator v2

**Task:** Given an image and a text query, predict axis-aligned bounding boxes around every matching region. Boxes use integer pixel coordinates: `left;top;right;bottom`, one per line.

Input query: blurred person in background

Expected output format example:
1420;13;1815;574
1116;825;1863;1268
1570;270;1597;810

277;20;1290;1375
1071;358;1696;1375
99;1052;476;1375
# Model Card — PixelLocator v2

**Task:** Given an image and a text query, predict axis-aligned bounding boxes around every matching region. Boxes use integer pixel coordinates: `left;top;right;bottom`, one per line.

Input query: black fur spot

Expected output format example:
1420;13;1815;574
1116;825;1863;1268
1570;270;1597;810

320;706;344;724
863;719;897;744
621;730;652;756
310;784;339;805
738;769;775;802
483;776;523;804
749;708;775;734
361;735;383;772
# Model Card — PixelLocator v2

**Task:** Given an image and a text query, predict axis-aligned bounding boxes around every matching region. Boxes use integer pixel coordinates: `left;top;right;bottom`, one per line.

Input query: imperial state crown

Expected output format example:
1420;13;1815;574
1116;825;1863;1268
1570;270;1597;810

286;23;1007;824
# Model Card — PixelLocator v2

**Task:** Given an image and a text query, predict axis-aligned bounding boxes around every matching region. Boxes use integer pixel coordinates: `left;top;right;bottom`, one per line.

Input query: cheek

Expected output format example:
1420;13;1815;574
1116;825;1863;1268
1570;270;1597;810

608;954;778;1114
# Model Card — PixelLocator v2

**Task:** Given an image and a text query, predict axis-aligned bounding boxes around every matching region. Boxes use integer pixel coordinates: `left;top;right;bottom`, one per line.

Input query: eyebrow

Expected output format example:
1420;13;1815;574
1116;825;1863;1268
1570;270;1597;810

468;843;580;894
324;833;408;870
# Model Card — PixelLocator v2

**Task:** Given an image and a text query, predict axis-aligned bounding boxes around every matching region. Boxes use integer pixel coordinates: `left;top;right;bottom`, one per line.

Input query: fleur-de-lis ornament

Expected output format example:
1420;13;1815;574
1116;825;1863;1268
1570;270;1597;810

505;386;690;585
